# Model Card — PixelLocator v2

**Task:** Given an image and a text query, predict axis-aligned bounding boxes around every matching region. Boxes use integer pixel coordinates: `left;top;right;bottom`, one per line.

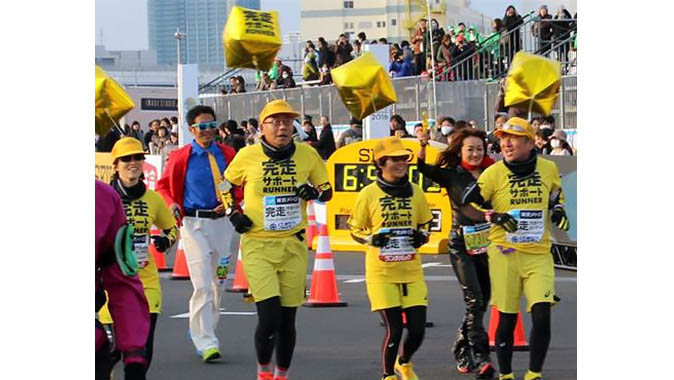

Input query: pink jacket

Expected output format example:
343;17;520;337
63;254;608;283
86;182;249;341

95;180;149;364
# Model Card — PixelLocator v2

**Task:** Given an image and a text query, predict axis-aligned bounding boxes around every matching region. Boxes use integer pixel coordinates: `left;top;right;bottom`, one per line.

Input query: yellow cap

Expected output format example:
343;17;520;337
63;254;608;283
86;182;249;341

373;136;411;160
494;117;536;141
258;99;300;124
111;137;146;162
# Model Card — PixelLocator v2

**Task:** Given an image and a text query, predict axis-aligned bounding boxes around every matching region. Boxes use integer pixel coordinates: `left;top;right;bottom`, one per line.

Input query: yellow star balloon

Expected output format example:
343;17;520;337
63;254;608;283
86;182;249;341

331;52;398;120
504;51;562;116
223;6;281;71
95;65;135;136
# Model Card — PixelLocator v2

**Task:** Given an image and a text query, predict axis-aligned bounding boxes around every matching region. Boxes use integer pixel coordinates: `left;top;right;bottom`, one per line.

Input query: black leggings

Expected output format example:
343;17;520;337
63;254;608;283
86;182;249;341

449;238;491;362
495;303;551;374
378;306;426;376
255;296;298;369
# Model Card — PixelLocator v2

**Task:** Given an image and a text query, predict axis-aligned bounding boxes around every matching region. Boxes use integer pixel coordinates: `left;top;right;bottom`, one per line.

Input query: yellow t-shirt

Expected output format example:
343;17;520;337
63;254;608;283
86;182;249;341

348;182;434;284
224;143;330;238
478;157;564;254
99;188;178;322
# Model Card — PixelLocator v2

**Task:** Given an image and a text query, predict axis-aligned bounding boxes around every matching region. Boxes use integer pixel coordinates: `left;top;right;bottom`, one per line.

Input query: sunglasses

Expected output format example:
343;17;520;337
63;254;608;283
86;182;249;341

119;154;146;163
191;121;219;130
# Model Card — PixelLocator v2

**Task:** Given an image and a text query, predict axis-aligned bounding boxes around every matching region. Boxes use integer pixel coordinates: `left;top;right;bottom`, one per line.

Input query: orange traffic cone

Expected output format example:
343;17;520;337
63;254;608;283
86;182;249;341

488;305;529;351
226;248;249;293
304;223;347;307
305;201;318;250
149;227;172;272
170;239;190;280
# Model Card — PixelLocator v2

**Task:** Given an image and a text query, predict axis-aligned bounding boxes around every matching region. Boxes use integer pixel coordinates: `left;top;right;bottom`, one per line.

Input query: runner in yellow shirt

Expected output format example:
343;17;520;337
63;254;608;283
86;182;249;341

461;118;570;380
98;138;178;375
348;136;434;380
224;100;333;380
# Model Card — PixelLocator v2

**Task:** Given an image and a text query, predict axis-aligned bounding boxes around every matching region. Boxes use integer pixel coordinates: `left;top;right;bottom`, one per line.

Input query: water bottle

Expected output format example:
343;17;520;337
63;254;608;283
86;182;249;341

216;255;230;286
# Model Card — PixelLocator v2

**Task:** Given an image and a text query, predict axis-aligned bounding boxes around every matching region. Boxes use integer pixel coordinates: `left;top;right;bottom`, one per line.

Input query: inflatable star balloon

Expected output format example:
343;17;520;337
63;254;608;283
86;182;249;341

331;52;398;120
223;6;281;71
95;65;135;136
504;51;562;116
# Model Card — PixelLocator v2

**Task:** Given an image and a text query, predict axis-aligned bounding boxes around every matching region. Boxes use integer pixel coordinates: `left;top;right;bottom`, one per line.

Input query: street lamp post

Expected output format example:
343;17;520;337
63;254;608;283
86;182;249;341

174;27;184;65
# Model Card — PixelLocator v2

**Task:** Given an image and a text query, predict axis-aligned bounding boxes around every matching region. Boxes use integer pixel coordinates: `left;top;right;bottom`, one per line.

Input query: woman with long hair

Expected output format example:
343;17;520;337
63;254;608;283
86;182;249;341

417;128;498;379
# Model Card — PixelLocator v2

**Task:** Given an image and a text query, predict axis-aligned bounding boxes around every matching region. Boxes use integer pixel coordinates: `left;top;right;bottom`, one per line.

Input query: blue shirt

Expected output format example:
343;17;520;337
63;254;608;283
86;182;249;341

183;140;228;211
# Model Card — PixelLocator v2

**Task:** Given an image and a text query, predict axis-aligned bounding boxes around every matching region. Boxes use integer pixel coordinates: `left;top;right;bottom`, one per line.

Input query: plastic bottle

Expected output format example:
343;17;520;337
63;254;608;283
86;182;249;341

216;255;230;285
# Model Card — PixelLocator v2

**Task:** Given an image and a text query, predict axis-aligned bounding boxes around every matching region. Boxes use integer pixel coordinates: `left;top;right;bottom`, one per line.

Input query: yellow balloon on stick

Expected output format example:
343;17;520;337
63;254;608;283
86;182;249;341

223;6;282;71
504;51;562;116
331;52;398;120
95;65;135;136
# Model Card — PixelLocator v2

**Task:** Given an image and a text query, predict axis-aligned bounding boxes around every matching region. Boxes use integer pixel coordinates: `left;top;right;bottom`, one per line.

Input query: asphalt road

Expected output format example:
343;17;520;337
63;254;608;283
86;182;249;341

114;251;576;380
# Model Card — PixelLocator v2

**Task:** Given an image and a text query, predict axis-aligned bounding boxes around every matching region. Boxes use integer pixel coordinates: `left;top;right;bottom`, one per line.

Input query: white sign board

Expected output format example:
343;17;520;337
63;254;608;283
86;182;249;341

177;64;199;147
362;44;393;140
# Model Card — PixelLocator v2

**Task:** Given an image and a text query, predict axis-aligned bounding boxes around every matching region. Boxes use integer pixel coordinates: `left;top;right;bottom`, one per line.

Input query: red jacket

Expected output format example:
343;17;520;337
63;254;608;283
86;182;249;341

156;142;243;219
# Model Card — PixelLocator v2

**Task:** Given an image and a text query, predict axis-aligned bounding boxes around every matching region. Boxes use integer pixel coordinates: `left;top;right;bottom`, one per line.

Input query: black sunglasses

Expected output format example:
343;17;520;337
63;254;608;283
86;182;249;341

119;154;146;163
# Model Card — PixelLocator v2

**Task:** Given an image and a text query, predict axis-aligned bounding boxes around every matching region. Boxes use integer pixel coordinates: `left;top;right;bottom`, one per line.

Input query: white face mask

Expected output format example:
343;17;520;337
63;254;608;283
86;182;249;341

282;73;288;79
441;126;452;136
550;139;561;148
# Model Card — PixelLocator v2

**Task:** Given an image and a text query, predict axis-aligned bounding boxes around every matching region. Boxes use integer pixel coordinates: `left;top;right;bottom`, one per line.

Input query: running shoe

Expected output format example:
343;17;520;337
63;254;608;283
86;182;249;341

201;347;221;363
475;362;495;379
394;356;420;380
523;370;544;380
498;373;515;380
257;371;273;380
456;356;473;373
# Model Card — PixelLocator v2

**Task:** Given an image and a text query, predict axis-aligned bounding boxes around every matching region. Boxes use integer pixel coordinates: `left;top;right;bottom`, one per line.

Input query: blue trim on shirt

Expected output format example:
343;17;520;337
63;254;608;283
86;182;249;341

183;140;228;211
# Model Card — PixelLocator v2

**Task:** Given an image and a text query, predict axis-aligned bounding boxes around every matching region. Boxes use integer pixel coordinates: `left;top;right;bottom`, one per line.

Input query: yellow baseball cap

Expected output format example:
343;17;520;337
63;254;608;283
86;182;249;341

494;117;536;141
373;136;411;160
111;137;146;162
258;99;300;124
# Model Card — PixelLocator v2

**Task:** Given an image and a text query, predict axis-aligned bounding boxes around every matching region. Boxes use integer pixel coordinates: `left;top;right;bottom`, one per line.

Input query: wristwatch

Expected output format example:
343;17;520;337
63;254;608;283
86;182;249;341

225;207;234;217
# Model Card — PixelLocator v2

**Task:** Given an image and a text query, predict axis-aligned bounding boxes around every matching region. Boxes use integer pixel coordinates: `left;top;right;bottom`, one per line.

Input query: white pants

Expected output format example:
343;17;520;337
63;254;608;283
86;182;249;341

180;216;238;352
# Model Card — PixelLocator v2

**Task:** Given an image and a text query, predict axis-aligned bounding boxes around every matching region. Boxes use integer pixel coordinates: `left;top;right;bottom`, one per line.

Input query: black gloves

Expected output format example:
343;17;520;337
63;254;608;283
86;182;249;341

550;206;570;231
488;212;518;233
461;181;485;206
369;232;392;247
409;230;430;248
150;235;170;252
124;362;146;380
229;211;253;234
295;184;320;201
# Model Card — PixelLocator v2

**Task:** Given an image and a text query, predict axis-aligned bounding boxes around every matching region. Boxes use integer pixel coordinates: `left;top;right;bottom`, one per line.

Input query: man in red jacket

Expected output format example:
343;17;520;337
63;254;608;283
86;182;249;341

156;105;242;363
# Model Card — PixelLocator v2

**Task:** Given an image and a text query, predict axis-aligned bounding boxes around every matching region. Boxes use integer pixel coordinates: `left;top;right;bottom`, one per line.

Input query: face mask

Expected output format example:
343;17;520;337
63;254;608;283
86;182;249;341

441;126;452;135
282;73;288;79
321;67;328;73
550;139;560;148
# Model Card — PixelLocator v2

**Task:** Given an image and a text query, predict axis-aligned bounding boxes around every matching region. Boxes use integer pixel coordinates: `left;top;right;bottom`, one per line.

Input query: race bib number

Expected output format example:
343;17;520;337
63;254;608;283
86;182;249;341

462;223;491;255
506;210;544;243
133;234;149;268
378;228;415;262
263;194;302;231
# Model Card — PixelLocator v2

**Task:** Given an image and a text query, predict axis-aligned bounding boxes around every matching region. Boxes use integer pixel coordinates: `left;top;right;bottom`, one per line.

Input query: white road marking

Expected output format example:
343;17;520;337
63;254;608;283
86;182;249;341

344;278;365;283
422;262;452;268
170;310;257;319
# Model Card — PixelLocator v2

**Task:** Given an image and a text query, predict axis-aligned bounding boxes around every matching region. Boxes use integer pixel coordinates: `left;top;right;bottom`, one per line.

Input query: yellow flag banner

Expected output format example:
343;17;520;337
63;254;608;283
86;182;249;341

331;52;398;120
504;51;561;116
223;6;281;71
95;65;135;136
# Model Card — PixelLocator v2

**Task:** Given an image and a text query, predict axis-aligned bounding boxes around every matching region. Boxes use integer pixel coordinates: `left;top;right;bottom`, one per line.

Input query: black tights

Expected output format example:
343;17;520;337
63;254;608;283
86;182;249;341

255;296;298;369
106;312;158;376
378;306;426;376
495;303;551;374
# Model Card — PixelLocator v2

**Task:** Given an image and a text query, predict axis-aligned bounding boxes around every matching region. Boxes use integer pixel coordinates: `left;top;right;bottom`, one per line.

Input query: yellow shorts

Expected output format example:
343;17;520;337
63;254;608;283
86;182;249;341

366;280;428;312
241;234;308;307
487;244;556;313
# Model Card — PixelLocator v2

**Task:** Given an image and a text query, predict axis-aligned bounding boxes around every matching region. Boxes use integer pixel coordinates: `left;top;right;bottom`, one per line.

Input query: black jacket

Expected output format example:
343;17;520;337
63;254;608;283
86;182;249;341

314;124;336;160
417;158;487;228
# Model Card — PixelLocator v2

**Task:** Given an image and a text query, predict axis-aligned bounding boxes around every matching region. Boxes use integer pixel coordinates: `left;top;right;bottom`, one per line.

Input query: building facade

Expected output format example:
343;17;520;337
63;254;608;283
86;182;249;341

148;0;260;66
300;0;491;44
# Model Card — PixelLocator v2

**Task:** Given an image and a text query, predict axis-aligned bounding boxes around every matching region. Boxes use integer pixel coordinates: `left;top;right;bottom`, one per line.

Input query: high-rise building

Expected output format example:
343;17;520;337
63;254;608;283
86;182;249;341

148;0;260;67
300;0;491;44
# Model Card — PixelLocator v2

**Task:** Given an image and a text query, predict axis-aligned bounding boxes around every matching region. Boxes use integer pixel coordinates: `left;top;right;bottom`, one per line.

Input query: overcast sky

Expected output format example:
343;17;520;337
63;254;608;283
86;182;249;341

95;0;575;51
